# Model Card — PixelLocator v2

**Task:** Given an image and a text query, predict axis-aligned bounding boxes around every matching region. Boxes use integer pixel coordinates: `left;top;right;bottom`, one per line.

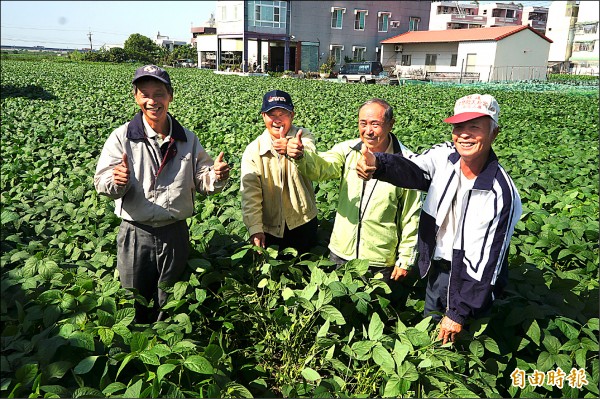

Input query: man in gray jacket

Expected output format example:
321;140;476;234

94;65;230;323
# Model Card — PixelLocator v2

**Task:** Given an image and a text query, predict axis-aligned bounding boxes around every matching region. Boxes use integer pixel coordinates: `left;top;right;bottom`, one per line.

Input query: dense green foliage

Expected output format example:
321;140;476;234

548;73;599;85
1;61;598;398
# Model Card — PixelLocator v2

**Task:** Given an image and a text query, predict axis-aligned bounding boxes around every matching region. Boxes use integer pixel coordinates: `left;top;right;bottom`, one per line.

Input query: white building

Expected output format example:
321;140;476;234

429;2;548;33
570;1;599;75
429;2;483;30
545;1;599;75
545;1;578;72
380;25;552;82
154;32;188;51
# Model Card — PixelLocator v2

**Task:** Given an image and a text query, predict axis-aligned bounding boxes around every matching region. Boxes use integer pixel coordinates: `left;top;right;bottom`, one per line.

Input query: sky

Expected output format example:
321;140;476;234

1;1;552;50
1;1;217;50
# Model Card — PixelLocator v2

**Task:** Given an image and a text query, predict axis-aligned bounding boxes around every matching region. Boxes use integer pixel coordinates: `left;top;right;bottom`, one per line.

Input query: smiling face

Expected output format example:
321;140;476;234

451;116;498;168
262;107;294;139
134;78;173;130
358;102;393;153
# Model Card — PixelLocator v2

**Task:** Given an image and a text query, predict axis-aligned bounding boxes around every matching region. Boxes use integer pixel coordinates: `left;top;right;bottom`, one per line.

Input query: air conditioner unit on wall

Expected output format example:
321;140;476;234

394;44;403;52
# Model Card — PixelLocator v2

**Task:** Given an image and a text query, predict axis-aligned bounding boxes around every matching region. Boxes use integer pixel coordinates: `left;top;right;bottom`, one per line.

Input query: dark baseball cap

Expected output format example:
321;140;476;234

132;65;172;88
261;90;294;113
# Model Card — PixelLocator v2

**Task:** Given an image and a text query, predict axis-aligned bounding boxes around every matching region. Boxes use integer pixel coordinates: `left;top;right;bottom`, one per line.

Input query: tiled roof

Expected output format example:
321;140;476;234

381;25;552;44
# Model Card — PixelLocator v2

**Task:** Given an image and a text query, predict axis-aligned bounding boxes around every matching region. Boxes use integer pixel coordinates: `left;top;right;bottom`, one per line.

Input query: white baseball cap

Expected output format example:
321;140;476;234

444;94;499;124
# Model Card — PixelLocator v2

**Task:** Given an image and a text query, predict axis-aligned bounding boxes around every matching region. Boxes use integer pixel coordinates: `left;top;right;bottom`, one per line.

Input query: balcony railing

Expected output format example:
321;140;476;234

450;15;487;24
488;16;518;25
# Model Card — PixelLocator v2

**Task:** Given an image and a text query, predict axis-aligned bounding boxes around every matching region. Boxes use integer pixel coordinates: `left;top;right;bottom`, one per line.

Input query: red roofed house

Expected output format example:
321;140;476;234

380;25;553;82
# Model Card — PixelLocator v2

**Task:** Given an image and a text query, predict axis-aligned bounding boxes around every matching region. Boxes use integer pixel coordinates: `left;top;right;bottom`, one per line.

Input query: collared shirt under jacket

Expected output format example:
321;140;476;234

94;112;226;227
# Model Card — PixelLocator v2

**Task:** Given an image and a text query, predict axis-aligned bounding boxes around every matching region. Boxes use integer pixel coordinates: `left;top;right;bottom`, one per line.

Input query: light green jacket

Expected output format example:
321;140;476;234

296;135;422;268
241;126;318;238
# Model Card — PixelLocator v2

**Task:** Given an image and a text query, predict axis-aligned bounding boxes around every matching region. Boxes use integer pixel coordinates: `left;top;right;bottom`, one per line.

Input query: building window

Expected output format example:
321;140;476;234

251;1;287;28
409;17;420;31
401;54;411;66
330;45;344;64
425;54;437;66
331;7;345;29
574;41;595;52
378;12;390;32
353;46;366;61
575;23;598;34
220;5;227;21
450;54;458;66
355;10;367;30
506;10;515;18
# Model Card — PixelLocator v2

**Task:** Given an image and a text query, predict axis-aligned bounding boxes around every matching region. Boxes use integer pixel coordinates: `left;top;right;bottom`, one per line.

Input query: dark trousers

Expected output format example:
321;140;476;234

117;219;190;323
264;217;318;254
424;259;451;322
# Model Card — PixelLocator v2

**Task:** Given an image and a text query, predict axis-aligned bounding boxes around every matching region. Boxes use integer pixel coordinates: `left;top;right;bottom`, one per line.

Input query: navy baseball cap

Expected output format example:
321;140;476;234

261;90;294;113
132;65;172;89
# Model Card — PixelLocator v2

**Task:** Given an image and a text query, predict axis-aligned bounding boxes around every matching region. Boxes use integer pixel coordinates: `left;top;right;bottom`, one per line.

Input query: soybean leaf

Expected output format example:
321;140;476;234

183;355;213;374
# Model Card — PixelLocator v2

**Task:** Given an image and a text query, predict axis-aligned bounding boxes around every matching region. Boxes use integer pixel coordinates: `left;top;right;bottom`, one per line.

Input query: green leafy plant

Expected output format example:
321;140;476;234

1;60;598;398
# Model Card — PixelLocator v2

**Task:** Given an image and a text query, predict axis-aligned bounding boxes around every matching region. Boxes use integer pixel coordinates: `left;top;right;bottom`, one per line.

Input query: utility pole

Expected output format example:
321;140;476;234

87;29;93;51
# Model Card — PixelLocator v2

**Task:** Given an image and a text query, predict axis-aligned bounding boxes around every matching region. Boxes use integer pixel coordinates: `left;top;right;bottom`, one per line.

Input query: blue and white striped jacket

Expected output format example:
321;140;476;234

374;142;522;324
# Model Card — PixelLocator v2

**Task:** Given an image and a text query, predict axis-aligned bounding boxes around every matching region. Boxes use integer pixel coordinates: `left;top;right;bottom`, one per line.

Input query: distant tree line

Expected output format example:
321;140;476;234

69;33;196;66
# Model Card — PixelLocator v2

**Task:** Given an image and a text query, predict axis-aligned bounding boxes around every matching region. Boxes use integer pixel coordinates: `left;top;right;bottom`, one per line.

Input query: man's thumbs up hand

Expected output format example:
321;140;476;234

113;152;130;186
214;151;230;182
273;126;288;155
356;143;377;180
286;129;305;160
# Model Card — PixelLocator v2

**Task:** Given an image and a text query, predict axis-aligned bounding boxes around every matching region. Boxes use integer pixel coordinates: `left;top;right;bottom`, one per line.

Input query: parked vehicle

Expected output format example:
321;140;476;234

338;61;384;83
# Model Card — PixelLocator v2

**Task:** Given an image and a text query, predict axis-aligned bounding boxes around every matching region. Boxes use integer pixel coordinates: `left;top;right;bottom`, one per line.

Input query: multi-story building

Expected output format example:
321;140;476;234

429;2;548;33
545;1;579;73
478;2;521;27
429;2;485;30
570;1;599;74
521;5;549;34
211;1;430;73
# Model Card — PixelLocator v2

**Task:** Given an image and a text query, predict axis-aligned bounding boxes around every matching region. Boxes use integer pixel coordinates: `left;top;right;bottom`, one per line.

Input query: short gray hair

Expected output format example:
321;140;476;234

359;98;394;124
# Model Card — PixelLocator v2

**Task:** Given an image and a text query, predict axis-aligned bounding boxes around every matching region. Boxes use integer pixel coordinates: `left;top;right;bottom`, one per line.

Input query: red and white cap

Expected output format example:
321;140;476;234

443;94;499;124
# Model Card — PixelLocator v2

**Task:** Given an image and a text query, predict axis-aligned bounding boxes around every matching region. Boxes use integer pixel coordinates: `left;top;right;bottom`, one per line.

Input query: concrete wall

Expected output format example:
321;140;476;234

215;1;244;35
491;30;550;80
545;0;577;62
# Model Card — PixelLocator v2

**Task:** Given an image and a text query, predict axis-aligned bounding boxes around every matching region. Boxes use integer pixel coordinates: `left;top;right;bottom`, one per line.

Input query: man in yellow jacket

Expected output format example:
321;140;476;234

287;98;421;288
240;90;318;253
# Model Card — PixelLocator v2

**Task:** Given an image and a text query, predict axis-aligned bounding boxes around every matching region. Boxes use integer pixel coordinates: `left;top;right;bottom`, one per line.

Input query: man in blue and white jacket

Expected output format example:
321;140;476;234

357;94;522;344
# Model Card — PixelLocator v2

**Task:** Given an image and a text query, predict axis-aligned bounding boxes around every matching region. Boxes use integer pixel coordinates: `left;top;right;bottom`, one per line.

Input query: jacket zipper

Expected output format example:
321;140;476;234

356;179;378;259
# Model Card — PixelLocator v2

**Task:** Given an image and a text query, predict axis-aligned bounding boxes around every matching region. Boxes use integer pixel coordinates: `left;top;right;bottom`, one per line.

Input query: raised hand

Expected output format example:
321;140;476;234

213;151;230;181
273;127;288;155
356;143;377;180
113;153;130;186
286;129;304;160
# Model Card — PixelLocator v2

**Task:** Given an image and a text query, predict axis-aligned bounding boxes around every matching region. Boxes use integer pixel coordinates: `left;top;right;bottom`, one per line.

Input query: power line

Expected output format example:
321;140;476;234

1;25;131;37
1;37;94;47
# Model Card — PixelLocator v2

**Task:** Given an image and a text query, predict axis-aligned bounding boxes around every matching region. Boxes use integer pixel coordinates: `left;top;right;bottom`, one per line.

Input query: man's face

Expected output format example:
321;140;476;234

134;79;173;126
451;116;497;164
359;103;392;153
262;108;294;139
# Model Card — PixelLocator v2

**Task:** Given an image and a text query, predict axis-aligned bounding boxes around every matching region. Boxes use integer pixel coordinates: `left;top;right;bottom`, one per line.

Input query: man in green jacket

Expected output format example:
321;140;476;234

287;98;422;288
